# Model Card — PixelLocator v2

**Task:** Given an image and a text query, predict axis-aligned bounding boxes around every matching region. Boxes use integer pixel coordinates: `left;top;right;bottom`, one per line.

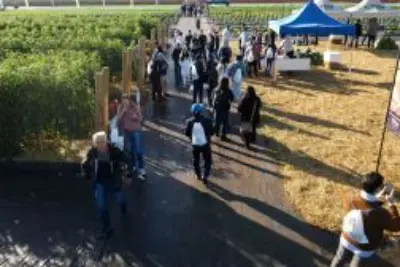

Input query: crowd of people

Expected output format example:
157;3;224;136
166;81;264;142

81;19;400;267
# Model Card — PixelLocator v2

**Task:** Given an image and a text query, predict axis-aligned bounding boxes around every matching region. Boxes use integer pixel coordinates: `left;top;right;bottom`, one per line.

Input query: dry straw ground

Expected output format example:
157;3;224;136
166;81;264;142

237;41;399;232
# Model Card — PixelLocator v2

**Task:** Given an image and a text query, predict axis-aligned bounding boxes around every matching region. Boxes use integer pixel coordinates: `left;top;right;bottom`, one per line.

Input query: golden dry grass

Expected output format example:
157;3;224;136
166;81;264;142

235;41;399;232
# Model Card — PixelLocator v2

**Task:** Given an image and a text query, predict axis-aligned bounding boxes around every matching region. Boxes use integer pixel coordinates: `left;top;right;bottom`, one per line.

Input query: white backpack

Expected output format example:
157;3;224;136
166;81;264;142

246;48;255;62
191;122;207;146
190;64;199;81
342;203;370;244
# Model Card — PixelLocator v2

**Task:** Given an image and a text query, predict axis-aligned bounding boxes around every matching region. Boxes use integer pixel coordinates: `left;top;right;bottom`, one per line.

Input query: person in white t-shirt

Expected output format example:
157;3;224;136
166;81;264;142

265;45;275;76
221;25;231;47
185;103;214;184
279;35;294;58
238;25;250;56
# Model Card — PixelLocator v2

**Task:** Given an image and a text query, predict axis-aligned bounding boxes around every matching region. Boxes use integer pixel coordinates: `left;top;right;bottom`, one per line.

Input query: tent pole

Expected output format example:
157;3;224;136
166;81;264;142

375;48;400;172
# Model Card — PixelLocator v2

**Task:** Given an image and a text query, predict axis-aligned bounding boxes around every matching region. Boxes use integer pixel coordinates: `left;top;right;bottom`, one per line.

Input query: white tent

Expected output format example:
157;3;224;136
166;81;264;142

292;0;349;18
346;0;399;18
314;0;348;17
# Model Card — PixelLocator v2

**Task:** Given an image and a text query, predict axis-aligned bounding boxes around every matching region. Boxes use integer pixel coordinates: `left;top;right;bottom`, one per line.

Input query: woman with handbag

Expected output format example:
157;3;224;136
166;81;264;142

238;86;261;149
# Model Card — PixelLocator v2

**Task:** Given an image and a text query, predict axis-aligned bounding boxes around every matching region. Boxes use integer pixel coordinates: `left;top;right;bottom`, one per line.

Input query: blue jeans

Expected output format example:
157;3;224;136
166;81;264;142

174;61;182;88
129;130;144;170
192;80;203;103
94;182;126;232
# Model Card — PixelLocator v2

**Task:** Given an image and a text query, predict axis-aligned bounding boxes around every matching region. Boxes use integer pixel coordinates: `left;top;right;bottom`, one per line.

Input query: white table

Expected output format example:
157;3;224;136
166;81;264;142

275;58;311;71
324;51;342;64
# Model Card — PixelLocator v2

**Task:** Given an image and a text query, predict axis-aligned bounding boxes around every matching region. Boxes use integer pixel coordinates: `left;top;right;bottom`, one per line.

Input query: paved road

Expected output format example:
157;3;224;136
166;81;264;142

0;16;398;267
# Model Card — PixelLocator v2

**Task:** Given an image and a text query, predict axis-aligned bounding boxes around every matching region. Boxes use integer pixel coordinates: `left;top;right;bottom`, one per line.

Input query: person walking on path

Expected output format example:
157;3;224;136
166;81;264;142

153;46;169;97
213;77;234;141
239;24;250;56
245;40;257;77
198;29;208;60
180;50;191;89
190;55;206;104
185;103;214;185
331;172;400;267
206;59;218;108
117;93;146;179
208;30;216;60
148;58;163;102
238;86;261;149
82;131;132;239
172;43;183;89
228;55;245;101
185;30;193;50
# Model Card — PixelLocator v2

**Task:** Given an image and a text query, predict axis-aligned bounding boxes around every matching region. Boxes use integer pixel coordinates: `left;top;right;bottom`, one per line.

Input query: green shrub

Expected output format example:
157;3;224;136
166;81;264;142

376;36;398;50
0;51;100;159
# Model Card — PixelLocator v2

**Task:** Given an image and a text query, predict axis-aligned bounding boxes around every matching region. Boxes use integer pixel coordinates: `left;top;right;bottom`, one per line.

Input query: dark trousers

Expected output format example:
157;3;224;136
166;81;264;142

174;61;182;88
247;61;257;77
192;144;212;180
350;36;360;48
207;86;214;107
94;181;126;232
266;58;274;75
242;123;256;148
192;80;203;103
151;78;162;100
215;109;229;136
367;35;376;48
331;244;376;267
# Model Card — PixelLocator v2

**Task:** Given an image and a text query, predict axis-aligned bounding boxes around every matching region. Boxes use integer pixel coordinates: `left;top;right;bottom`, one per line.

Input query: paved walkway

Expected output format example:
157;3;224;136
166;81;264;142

0;17;398;267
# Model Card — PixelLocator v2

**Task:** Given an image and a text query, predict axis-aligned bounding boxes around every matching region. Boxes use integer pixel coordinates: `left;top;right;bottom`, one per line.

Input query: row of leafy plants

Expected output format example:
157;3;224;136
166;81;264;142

209;6;293;36
209;6;400;37
0;10;174;160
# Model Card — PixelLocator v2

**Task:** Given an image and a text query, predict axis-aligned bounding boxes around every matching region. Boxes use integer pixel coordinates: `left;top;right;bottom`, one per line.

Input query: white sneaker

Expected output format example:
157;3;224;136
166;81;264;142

138;169;146;180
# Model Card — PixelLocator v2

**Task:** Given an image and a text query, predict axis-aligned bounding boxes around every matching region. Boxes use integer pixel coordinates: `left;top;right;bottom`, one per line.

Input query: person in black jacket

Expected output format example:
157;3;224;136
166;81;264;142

82;131;132;239
172;43;182;88
185;30;193;50
185;103;214;184
238;86;261;149
351;19;362;48
198;29;208;60
214;77;234;141
207;59;218;108
190;55;206;103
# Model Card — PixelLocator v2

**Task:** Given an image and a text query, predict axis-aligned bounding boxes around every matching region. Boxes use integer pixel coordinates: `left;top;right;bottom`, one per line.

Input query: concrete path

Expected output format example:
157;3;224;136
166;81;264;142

0;16;397;267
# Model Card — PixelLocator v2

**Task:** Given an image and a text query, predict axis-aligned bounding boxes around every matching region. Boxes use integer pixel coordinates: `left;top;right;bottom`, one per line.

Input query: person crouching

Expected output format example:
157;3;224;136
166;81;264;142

185;103;214;185
82;131;132;239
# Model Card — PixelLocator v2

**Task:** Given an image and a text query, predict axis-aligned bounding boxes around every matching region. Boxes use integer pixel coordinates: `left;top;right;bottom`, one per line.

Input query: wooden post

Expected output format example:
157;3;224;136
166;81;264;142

162;24;168;48
101;67;110;131
126;47;134;93
157;26;162;45
94;72;102;131
121;50;128;93
151;28;156;43
138;37;147;93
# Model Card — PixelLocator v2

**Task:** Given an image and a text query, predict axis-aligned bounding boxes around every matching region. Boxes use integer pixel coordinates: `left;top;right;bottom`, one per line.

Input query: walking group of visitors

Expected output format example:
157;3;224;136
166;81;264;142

81;19;399;267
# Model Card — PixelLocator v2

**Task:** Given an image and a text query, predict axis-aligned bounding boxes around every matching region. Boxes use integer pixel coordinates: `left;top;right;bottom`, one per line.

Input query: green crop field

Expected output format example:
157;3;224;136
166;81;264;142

0;10;175;159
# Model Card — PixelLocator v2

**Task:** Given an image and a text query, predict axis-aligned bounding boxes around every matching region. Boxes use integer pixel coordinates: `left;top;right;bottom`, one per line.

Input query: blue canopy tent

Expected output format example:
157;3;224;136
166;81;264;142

269;0;355;37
